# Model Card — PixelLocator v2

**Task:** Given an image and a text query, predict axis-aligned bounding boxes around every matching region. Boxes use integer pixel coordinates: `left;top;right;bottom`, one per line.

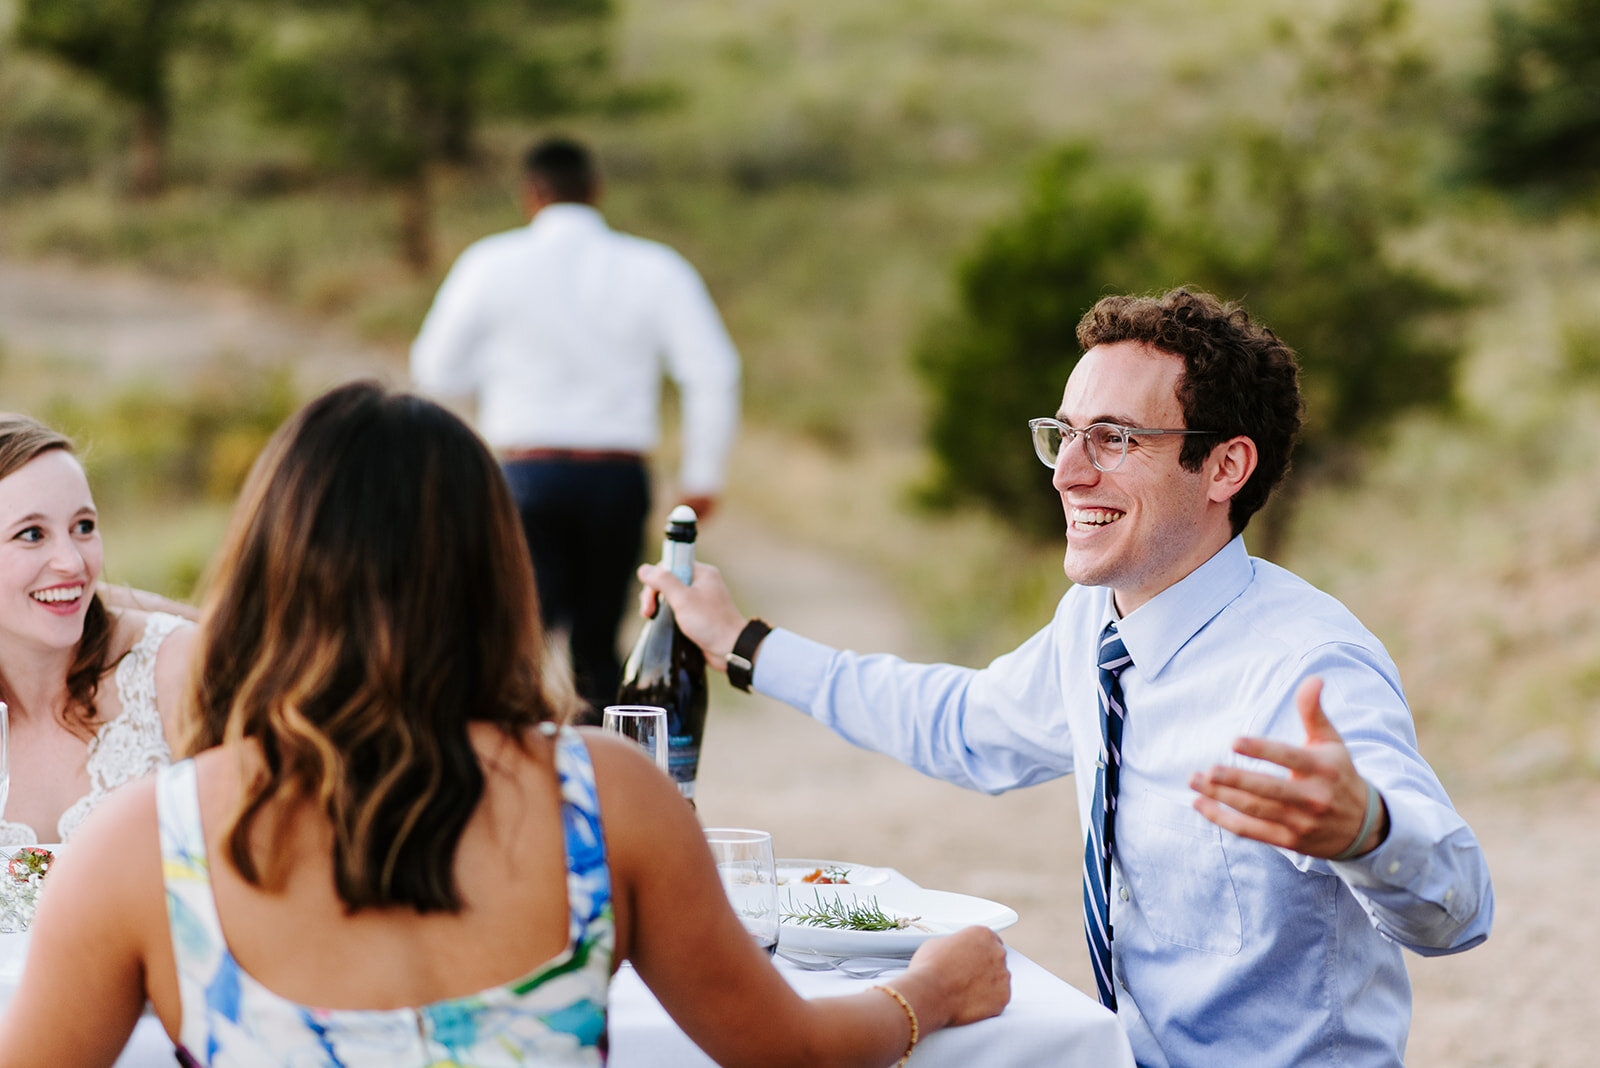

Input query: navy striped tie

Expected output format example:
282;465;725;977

1083;621;1132;1010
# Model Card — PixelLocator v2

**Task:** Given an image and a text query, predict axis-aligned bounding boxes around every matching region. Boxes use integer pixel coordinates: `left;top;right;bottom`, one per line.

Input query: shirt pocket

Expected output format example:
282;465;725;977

1119;790;1244;956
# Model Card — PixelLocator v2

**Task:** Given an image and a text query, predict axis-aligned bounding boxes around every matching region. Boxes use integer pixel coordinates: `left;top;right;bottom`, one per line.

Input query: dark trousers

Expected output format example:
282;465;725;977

502;456;651;723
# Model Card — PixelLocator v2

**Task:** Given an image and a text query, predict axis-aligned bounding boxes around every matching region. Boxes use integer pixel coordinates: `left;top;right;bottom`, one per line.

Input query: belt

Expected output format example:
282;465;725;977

500;447;646;464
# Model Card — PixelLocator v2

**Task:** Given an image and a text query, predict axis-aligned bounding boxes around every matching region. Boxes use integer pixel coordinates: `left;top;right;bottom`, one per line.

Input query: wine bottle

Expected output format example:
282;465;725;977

617;505;709;801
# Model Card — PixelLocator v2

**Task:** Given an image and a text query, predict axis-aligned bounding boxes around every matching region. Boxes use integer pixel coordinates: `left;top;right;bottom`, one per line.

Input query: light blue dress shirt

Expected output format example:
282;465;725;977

755;536;1492;1067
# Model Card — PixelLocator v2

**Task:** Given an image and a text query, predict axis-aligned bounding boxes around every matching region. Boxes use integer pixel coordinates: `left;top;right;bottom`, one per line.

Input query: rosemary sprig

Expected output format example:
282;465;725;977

782;891;920;931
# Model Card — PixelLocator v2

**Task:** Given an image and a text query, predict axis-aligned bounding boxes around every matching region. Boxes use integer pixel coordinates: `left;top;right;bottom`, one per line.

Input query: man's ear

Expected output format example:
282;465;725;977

1208;436;1258;505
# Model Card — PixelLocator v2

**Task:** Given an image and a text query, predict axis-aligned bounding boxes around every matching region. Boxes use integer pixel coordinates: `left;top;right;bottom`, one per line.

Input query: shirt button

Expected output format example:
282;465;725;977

1119;887;1130;902
1388;860;1401;875
1444;888;1454;902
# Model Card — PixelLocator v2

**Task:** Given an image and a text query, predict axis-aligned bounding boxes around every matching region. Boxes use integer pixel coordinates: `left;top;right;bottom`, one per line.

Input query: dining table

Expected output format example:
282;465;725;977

610;943;1131;1067
608;862;1134;1068
0;866;1133;1067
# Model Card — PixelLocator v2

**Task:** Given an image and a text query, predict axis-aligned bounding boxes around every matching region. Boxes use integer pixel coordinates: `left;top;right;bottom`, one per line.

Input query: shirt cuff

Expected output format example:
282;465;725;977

750;628;836;710
1328;789;1424;888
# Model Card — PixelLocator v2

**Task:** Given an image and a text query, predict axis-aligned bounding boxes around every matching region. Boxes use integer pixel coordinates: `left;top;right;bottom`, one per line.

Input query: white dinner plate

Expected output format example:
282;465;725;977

775;858;892;887
778;883;1018;957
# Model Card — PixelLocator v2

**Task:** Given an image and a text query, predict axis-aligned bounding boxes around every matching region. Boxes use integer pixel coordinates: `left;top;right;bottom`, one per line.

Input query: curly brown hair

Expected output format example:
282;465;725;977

1076;288;1304;534
190;382;574;913
0;413;114;738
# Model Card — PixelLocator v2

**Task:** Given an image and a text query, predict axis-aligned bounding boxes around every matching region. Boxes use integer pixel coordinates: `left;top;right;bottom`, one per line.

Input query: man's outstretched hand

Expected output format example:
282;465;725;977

1190;677;1388;859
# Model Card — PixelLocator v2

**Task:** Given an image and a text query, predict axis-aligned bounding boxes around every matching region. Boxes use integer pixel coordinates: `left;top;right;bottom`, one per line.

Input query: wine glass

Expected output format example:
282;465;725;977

704;827;780;956
601;705;669;772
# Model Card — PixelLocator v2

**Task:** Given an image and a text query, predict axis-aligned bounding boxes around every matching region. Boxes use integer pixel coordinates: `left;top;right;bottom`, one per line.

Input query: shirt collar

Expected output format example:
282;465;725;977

529;202;608;234
1099;535;1254;679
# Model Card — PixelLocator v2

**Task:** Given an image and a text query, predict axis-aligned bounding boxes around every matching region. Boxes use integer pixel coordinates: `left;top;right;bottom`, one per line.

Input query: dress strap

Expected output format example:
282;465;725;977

109;611;186;729
550;726;614;967
155;760;229;1057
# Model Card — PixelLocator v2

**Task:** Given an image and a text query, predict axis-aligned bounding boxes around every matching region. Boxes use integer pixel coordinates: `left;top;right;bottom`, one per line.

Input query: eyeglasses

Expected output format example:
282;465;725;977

1027;418;1216;473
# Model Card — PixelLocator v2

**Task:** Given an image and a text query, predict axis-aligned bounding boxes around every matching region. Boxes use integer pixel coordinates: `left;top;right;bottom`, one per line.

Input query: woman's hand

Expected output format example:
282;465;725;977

902;926;1011;1028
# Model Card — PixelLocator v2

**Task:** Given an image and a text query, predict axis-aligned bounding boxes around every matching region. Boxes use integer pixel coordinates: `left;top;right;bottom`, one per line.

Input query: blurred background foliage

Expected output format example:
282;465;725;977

918;1;1470;550
1;0;1599;778
1469;0;1600;195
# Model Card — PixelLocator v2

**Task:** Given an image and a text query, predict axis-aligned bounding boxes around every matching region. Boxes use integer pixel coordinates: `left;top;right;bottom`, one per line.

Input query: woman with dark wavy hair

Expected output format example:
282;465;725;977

0;381;1007;1067
0;413;195;848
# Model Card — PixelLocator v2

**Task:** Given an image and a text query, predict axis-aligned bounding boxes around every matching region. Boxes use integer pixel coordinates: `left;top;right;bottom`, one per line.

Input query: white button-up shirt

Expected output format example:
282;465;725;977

410;203;741;495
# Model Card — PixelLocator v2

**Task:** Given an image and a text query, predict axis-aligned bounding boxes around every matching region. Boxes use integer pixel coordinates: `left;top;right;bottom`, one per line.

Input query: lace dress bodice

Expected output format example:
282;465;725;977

0;611;185;846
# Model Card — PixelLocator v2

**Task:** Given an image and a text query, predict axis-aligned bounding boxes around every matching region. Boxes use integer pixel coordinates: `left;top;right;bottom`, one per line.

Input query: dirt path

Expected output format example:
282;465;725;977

0;257;402;391
2;256;1591;1065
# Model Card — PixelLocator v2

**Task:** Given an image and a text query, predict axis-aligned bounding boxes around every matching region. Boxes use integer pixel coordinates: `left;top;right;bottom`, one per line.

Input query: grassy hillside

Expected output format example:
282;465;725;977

1;0;1595;789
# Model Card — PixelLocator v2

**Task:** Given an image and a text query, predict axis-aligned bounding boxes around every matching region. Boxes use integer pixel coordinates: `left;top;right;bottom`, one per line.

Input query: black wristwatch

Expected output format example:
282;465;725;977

726;619;772;693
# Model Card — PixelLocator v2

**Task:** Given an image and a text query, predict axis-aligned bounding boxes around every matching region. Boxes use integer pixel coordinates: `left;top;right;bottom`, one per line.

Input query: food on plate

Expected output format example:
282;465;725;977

776;859;888;886
0;846;56;932
782;890;924;932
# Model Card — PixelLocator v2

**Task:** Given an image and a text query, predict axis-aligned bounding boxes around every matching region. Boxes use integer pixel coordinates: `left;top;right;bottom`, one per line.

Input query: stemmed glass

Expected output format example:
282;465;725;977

602;705;669;773
705;828;780;956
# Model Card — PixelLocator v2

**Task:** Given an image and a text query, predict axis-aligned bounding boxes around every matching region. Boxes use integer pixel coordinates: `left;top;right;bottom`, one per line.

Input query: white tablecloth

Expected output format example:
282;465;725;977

608;864;1130;1066
608;946;1133;1067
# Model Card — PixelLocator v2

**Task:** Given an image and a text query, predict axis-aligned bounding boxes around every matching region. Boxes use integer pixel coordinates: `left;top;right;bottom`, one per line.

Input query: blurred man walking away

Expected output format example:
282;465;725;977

412;137;741;720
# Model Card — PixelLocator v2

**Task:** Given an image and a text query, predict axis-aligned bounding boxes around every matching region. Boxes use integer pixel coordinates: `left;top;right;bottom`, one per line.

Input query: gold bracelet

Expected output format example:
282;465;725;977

872;984;920;1066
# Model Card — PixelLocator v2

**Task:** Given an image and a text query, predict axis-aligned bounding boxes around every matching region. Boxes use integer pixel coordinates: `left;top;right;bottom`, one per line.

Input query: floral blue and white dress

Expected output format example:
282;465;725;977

156;724;614;1067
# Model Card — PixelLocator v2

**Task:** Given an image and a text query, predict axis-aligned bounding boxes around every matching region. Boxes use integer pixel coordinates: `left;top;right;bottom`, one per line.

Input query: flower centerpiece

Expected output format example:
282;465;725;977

0;846;55;933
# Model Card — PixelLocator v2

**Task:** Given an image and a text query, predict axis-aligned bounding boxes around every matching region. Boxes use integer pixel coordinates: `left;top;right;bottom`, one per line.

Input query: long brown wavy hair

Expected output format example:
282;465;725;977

0;413;115;738
189;382;571;912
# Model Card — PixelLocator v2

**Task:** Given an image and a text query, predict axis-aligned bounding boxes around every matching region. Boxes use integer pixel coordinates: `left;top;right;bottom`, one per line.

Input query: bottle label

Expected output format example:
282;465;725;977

668;735;701;789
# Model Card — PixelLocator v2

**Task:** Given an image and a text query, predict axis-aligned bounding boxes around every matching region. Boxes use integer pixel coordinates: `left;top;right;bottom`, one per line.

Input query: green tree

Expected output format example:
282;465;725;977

1173;0;1465;546
916;0;1468;550
244;0;611;271
15;0;197;195
1469;0;1600;193
915;146;1166;537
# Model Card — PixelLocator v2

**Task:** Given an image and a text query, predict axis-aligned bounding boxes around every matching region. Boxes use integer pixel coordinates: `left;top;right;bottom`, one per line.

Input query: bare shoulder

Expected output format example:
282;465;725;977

153;616;199;668
43;773;161;913
150;620;199;748
580;727;666;804
579;727;705;870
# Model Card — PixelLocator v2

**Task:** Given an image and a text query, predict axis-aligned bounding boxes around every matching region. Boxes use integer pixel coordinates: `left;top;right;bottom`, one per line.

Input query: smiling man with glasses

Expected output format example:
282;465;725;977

642;287;1493;1067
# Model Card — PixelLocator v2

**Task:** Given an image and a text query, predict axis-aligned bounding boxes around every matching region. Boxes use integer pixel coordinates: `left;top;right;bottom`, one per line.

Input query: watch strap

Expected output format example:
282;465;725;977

726;618;772;693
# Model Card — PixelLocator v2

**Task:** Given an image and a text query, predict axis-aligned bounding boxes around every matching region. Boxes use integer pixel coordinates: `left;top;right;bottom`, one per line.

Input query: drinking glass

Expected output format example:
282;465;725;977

602;705;669;772
705;827;779;955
